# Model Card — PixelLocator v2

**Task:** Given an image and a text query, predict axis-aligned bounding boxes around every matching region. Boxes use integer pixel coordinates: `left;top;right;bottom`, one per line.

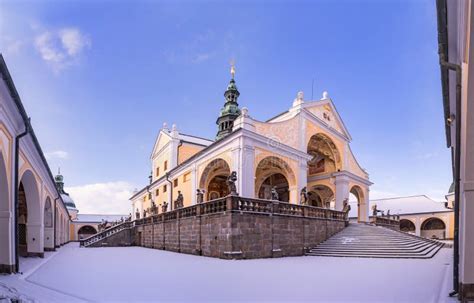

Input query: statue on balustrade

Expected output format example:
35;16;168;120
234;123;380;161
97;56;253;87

196;189;204;204
151;201;158;215
135;208;140;219
372;204;378;217
300;187;308;205
227;171;238;195
271;186;279;201
175;191;184;209
386;209;391;219
143;209;147;218
342;199;351;220
162;201;168;213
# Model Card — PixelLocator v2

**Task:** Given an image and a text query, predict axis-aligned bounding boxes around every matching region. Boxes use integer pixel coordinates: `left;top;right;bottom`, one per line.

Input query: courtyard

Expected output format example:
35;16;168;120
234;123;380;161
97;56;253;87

0;243;456;302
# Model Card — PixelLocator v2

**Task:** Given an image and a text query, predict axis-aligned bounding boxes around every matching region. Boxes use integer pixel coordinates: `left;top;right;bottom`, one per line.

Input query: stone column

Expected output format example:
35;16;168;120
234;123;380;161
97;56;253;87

295;159;308;204
334;175;349;211
415;217;421;237
238;144;255;198
358;188;370;222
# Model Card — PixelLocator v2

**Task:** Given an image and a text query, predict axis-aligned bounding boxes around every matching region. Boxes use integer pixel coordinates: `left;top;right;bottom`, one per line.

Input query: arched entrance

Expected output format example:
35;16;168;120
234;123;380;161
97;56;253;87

0;152;10;266
18;183;28;257
78;225;97;240
307;185;334;208
307;133;341;176
199;158;231;201
400;219;416;233
18;170;42;259
350;185;367;222
421;217;446;239
258;173;289;202
255;156;296;202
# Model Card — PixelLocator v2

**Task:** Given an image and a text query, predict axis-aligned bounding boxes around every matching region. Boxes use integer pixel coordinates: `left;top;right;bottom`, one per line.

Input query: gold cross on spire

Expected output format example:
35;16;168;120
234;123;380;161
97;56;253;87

230;58;235;79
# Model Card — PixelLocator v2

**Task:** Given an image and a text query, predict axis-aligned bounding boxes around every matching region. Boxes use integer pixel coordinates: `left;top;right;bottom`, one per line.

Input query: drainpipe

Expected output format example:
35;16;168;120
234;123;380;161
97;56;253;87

14;119;29;273
166;172;173;211
440;53;462;295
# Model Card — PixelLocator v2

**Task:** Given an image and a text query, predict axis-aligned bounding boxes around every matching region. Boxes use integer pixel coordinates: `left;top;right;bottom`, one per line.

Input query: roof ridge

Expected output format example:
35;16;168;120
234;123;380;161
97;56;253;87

370;194;431;201
178;132;214;142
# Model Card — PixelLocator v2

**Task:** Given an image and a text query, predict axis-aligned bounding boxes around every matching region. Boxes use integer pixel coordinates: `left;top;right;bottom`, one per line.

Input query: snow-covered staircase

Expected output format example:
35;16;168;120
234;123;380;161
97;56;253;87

306;223;444;259
80;221;133;247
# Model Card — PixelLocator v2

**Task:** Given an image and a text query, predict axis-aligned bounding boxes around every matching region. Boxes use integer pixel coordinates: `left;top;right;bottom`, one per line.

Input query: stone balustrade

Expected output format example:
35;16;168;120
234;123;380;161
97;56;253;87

371;216;400;230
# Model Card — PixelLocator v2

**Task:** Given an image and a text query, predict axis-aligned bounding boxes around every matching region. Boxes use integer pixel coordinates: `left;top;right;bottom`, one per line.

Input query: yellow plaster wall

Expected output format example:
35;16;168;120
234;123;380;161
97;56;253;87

152;133;171;181
172;170;193;208
254;147;298;186
0;123;12;199
306;103;344;135
253;115;300;150
178;143;205;165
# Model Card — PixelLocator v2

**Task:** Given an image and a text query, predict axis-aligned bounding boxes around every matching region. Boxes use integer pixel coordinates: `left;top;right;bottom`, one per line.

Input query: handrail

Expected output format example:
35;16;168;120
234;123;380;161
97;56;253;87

80;221;133;247
134;195;347;227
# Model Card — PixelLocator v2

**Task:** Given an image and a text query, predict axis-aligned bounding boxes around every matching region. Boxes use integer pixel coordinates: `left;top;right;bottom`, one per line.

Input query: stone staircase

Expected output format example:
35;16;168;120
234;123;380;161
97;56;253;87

306;223;444;259
80;221;133;247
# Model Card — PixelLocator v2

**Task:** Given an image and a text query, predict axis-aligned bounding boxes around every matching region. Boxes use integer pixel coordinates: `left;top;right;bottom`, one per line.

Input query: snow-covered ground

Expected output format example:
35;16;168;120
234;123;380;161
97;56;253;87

0;243;457;302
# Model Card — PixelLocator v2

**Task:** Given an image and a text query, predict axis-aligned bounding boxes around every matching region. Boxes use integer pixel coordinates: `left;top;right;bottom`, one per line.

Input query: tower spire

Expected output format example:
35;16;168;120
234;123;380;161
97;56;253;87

215;62;241;140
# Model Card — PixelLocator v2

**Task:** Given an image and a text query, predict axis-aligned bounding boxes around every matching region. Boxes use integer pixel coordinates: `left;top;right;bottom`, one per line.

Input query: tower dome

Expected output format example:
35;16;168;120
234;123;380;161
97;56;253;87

54;170;78;215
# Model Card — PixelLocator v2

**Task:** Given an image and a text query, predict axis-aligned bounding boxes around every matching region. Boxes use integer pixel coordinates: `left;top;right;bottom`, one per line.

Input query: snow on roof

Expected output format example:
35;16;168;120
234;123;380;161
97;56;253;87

178;133;213;146
349;195;450;218
75;214;128;223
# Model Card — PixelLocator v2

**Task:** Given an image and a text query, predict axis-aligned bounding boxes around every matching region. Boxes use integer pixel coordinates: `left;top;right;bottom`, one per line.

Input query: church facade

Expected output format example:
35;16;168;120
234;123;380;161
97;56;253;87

131;69;371;222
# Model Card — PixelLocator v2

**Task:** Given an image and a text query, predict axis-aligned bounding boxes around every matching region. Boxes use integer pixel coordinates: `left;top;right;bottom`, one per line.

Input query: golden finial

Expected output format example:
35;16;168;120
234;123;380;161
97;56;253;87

230;58;235;79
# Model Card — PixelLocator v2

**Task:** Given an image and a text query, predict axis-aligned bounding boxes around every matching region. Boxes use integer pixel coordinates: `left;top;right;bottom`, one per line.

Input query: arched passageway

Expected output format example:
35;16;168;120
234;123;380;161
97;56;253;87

350;185;367;222
18;183;28;257
199;158;231;201
255;156;296;202
307;133;341;176
400;219;416;233
0;152;10;265
258;173;289;202
307;185;334;208
18;170;42;260
78;225;97;240
421;217;446;239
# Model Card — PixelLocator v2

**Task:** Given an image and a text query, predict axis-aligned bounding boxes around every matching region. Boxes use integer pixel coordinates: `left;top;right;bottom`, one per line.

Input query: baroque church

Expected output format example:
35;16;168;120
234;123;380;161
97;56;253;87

131;66;372;222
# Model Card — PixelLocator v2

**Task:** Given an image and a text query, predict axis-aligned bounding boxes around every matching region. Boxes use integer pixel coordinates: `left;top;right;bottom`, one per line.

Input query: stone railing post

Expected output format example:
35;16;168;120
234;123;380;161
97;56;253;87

226;195;237;211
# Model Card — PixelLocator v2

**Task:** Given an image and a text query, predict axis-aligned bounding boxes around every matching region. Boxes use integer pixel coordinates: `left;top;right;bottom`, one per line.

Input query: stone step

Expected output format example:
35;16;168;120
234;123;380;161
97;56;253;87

306;223;444;259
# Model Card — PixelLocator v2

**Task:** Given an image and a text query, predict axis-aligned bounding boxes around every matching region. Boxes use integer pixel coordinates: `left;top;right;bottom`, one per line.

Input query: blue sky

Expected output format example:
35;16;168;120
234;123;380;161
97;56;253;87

0;0;451;213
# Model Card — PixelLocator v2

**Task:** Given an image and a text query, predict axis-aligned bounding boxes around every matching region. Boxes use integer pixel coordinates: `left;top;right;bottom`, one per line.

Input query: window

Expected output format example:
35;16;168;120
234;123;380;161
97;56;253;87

164;161;168;171
156;167;160;177
155;189;159;196
183;172;191;182
163;185;167;193
174;179;178;187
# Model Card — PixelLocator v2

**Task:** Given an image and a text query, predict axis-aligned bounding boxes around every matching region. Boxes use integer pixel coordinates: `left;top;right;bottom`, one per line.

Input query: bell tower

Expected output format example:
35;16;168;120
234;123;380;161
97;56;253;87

216;62;241;140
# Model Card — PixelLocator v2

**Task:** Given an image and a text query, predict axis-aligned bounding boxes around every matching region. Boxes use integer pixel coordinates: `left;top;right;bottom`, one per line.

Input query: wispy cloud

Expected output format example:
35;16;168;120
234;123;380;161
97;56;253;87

45;150;69;160
66;181;134;214
34;27;91;72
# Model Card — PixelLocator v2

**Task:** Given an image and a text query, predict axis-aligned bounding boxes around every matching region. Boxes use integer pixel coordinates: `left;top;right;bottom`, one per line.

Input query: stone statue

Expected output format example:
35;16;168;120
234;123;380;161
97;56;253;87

342;199;351;221
300;187;308;205
372;204;378;217
342;199;351;213
175;191;184;209
143;209;147;218
151;201;158;215
161;201;168;213
386;209;391;219
135;208;140;219
196;189;204;204
227;171;238;195
271;186;279;201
